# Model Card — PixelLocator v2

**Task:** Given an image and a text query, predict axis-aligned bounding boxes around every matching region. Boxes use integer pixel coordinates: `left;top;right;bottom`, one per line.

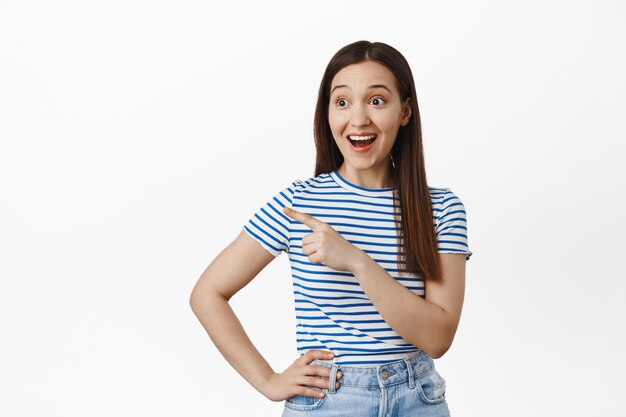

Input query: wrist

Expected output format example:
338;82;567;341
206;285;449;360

257;370;277;396
350;249;374;275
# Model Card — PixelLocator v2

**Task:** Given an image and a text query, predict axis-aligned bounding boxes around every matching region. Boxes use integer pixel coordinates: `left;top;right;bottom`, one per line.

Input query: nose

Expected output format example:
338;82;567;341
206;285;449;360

350;102;370;127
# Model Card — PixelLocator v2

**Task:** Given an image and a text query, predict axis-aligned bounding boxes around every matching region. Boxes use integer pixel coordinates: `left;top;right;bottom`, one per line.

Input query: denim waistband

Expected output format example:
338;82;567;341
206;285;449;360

310;350;434;391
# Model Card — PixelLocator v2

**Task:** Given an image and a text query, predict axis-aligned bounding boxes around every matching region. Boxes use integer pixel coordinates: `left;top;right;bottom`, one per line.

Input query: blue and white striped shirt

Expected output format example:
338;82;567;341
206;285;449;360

243;170;472;365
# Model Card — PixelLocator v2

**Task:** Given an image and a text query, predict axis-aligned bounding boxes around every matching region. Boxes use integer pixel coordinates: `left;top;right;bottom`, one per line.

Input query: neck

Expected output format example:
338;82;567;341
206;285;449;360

338;162;394;189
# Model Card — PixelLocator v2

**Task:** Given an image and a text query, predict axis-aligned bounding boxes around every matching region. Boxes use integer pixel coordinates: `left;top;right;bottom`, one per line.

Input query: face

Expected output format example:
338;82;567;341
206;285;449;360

328;60;411;175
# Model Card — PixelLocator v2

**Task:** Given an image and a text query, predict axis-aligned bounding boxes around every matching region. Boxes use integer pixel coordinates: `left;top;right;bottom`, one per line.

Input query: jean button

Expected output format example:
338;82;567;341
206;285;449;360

381;369;390;379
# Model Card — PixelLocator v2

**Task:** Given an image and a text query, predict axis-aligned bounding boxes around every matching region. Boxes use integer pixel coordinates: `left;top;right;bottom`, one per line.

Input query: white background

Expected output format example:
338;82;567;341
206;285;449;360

1;0;625;416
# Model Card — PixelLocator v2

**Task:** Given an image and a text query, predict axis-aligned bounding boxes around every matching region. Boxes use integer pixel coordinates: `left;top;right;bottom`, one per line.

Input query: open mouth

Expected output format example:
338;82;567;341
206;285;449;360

347;134;378;148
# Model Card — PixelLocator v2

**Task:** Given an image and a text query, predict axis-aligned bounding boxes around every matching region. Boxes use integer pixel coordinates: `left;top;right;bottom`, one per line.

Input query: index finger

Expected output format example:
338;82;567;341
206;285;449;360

283;207;326;231
298;349;335;365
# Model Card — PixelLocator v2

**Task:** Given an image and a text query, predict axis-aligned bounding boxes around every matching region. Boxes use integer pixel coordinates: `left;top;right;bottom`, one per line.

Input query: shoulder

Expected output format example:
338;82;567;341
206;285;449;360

289;172;335;195
428;186;449;207
430;186;470;244
428;186;466;208
429;186;469;225
257;173;332;208
428;186;472;259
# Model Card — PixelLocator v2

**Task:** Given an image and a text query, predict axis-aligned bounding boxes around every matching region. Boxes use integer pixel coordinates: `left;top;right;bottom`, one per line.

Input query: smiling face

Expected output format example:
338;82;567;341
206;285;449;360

328;60;411;184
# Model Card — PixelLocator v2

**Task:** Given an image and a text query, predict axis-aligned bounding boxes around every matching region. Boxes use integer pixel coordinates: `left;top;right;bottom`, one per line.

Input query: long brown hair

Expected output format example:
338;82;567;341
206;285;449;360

313;40;442;282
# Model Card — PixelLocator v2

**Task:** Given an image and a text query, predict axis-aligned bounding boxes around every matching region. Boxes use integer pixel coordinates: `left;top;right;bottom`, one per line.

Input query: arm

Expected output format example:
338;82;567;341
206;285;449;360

280;206;467;360
189;230;278;395
350;252;466;359
190;229;343;401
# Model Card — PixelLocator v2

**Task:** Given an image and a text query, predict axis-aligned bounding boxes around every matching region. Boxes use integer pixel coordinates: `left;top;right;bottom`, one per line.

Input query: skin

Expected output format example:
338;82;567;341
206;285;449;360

189;60;466;403
328;60;411;189
189;233;341;402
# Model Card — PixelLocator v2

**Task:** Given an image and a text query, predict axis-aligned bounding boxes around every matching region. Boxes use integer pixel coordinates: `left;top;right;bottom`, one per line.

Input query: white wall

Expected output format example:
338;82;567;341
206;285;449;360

1;0;624;415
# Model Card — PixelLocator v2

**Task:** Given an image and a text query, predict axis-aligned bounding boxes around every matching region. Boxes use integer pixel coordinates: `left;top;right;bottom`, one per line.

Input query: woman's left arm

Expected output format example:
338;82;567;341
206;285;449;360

351;252;466;359
282;206;466;360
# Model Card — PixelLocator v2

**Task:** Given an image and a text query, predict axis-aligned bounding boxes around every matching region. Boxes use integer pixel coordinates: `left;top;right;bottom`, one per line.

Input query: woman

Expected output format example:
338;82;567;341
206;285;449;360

189;40;473;416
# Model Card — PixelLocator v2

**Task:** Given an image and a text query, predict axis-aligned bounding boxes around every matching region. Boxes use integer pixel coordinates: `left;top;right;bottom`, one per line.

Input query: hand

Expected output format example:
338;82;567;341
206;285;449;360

283;207;366;272
261;350;343;402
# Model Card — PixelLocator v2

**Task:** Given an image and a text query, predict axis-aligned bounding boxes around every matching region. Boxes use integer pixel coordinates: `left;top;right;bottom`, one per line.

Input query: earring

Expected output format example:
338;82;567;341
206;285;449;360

391;155;396;169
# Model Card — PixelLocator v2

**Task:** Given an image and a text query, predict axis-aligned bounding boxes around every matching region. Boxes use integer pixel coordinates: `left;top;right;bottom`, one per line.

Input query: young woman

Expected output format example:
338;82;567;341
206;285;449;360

190;40;472;417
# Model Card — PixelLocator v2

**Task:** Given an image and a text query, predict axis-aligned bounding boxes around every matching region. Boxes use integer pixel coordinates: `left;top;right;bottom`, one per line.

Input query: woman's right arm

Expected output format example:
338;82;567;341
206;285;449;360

189;230;341;401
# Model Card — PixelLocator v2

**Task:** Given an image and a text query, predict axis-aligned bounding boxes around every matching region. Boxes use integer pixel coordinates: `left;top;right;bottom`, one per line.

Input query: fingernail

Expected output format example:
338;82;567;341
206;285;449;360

328;352;334;358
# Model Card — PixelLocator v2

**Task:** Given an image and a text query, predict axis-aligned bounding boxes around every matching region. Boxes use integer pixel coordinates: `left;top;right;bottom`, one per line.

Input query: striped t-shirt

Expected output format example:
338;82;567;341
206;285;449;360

242;170;473;365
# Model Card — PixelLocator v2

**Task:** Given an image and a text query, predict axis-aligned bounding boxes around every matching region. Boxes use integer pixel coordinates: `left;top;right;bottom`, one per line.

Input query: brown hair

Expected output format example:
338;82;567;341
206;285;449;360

313;40;442;282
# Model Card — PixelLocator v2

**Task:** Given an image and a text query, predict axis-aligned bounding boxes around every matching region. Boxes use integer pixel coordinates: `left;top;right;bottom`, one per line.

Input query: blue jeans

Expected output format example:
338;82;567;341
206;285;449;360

281;350;451;417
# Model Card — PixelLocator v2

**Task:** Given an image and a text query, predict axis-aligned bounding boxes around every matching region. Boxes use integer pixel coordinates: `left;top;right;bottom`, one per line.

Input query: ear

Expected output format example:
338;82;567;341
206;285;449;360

401;98;412;126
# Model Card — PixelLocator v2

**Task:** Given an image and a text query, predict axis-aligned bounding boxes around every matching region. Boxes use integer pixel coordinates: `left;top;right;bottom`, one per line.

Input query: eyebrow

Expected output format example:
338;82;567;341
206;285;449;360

330;84;392;95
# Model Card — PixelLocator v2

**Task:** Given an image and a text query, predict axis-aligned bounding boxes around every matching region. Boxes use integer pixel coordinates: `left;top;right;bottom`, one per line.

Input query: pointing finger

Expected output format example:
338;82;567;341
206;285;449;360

283;207;327;231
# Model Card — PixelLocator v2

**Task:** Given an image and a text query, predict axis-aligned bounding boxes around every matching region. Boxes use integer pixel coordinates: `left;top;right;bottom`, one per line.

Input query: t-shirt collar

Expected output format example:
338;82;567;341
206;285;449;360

329;170;395;198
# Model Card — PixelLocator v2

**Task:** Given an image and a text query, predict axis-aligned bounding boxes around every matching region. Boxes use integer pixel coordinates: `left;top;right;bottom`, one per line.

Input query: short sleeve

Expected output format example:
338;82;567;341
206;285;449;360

242;181;298;257
435;188;473;261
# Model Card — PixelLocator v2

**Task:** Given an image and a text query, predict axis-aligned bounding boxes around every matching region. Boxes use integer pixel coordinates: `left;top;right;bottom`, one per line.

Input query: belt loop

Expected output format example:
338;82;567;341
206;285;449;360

328;364;339;394
404;358;416;389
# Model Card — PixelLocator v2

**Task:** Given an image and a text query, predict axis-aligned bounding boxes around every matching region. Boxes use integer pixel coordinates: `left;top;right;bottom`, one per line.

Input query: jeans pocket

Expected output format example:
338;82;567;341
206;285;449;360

284;387;327;411
415;366;447;405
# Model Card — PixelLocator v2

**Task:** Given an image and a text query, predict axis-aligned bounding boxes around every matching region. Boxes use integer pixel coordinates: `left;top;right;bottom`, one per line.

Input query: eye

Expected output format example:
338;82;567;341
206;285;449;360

333;97;348;107
370;97;386;106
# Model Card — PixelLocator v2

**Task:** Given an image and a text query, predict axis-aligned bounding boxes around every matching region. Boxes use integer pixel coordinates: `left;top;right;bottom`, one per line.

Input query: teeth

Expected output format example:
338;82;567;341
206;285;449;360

348;134;377;141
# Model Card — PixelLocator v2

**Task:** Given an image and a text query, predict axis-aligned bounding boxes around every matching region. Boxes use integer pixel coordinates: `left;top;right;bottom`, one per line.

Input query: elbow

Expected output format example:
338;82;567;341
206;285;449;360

424;326;456;360
429;342;451;360
415;338;449;360
189;277;211;313
189;289;201;315
429;310;459;359
189;285;228;315
189;287;210;315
